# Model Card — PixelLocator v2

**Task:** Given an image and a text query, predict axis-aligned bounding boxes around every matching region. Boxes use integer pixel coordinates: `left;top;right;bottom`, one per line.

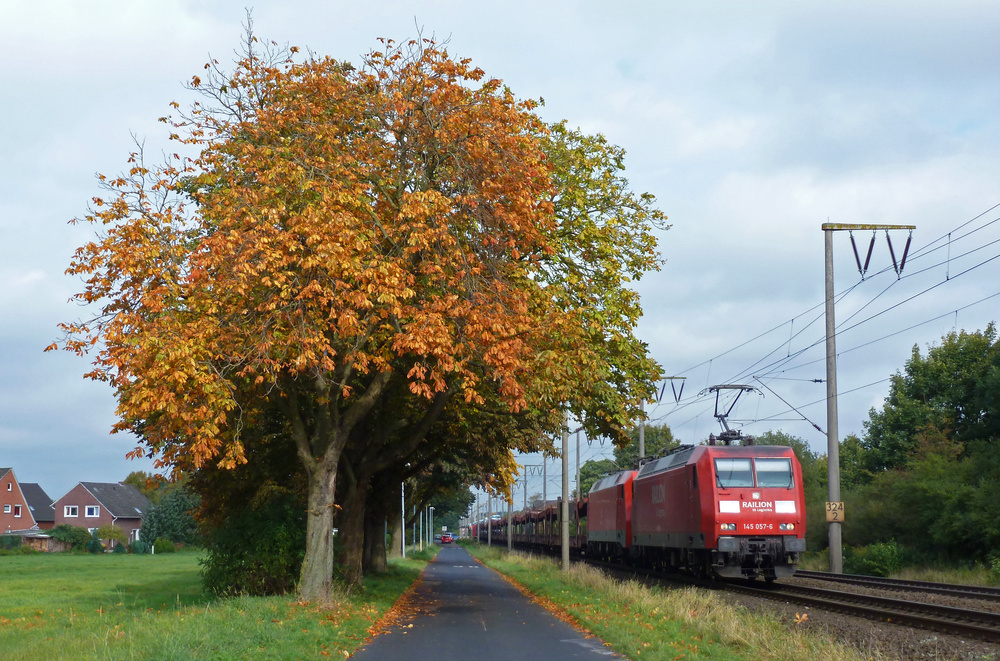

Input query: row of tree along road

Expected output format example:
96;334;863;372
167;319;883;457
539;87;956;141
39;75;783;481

50;26;668;602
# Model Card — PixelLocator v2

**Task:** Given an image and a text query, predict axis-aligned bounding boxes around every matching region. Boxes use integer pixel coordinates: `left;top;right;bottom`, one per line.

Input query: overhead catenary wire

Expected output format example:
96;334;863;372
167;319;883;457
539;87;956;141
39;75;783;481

656;203;1000;442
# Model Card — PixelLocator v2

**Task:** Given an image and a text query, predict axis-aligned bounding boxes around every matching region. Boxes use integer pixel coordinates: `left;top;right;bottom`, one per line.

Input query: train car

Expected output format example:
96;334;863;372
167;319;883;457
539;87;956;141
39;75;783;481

586;469;636;559
630;444;806;580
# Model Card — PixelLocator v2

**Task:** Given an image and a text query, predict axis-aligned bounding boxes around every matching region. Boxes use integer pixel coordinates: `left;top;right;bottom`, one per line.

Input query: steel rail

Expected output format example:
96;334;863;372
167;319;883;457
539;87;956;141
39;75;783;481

729;581;1000;644
794;569;1000;601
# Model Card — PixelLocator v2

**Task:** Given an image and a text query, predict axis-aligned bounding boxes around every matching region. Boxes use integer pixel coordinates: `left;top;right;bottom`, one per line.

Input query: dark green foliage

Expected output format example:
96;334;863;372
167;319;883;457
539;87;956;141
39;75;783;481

843;540;903;577
50;524;93;551
843;325;1000;566
200;494;305;596
0;535;23;550
112;543;127;554
129;540;150;554
860;325;1000;474
142;487;201;546
153;538;177;554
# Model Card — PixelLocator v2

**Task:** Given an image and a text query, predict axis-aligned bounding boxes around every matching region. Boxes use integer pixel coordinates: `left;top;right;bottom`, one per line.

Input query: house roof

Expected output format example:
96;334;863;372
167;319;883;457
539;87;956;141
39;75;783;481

0;468;11;480
80;482;152;519
20;483;55;523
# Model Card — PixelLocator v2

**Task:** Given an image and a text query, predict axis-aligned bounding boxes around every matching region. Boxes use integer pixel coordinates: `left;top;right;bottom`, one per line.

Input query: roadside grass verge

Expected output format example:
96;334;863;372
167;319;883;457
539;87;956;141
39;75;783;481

0;548;433;660
468;545;873;661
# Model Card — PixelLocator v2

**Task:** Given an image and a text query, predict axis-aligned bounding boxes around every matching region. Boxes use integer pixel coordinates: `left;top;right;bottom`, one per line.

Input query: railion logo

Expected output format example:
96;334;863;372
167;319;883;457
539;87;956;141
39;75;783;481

743;500;773;512
752;492;760;500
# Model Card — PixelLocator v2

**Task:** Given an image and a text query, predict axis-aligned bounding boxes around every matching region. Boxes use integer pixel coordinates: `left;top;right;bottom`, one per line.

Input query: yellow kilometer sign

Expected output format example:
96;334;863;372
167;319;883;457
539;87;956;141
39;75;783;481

825;501;845;522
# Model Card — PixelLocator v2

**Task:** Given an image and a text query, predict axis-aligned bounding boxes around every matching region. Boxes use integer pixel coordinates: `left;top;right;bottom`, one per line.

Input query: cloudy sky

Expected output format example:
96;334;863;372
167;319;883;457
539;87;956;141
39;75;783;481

3;1;999;500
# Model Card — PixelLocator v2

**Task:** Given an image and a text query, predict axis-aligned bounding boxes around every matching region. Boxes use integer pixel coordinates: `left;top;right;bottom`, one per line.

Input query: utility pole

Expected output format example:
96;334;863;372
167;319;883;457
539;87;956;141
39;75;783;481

822;222;914;574
401;482;405;559
507;493;513;551
561;411;570;571
487;494;492;547
575;429;581;500
638;400;645;461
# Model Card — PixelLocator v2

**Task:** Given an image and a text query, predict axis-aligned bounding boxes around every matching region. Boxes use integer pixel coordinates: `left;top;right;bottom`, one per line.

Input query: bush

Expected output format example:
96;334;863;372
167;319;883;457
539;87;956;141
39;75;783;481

0;535;23;551
49;524;93;551
988;556;1000;586
112;542;127;554
96;524;127;547
88;529;104;554
844;540;904;577
153;537;177;554
200;495;305;596
129;539;150;554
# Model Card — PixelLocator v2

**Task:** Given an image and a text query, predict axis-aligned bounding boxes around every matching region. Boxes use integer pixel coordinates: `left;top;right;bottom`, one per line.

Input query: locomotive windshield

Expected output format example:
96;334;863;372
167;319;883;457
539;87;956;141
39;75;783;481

754;458;793;488
714;458;753;488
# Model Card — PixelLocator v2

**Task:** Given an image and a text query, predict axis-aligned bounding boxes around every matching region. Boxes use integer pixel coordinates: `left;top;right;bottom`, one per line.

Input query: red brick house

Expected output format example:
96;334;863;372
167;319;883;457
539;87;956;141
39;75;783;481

0;468;53;533
53;482;152;548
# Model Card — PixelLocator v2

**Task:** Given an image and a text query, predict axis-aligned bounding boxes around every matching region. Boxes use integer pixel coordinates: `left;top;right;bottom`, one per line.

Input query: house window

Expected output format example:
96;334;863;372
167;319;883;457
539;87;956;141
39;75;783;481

85;506;100;518
3;504;9;513
6;483;10;491
65;506;79;517
13;505;21;518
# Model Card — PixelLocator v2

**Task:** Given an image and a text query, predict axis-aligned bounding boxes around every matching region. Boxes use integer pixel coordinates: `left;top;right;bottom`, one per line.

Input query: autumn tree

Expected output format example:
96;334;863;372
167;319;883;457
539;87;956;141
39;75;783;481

56;33;664;601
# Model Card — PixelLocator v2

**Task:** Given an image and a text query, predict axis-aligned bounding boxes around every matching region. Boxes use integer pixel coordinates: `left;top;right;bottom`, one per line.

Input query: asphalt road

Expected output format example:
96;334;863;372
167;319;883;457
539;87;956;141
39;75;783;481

351;544;621;660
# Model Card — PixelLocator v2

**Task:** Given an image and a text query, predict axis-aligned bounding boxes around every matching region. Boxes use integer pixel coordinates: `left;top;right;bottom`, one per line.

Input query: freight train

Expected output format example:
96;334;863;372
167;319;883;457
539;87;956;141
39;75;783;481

473;440;806;581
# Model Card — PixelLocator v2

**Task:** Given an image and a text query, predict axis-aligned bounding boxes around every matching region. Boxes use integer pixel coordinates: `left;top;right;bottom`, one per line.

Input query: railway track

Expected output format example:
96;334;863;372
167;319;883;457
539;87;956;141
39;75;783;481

726;579;1000;643
793;569;1000;602
492;543;1000;644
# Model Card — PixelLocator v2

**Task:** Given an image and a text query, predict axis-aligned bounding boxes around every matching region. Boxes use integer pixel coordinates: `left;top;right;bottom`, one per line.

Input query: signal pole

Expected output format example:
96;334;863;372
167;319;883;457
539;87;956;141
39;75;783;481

822;223;914;574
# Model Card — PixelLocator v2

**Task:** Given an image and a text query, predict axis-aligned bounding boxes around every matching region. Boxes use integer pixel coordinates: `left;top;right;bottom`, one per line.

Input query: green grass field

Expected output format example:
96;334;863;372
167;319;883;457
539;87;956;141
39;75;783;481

0;550;428;660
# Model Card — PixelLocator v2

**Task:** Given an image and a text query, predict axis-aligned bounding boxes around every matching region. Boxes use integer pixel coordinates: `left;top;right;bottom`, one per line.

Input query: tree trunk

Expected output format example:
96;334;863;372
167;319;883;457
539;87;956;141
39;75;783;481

298;457;338;603
363;507;389;573
337;475;368;589
386;509;402;559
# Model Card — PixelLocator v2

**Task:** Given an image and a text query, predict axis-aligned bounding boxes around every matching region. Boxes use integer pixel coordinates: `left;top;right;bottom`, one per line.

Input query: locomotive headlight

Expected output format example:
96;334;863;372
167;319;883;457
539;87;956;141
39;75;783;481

720;523;736;531
779;523;795;531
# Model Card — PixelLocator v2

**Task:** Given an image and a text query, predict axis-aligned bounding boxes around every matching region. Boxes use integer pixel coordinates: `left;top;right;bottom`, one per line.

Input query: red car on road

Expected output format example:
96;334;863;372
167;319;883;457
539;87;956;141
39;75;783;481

441;533;453;543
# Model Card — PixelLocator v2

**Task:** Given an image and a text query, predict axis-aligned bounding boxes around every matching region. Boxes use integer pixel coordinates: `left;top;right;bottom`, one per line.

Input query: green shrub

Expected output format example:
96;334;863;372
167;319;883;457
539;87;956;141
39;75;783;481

0;535;23;551
87;529;104;554
50;524;93;551
844;540;903;577
129;539;150;554
988;556;1000;586
96;524;127;546
200;495;305;596
153;537;177;554
112;542;127;554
